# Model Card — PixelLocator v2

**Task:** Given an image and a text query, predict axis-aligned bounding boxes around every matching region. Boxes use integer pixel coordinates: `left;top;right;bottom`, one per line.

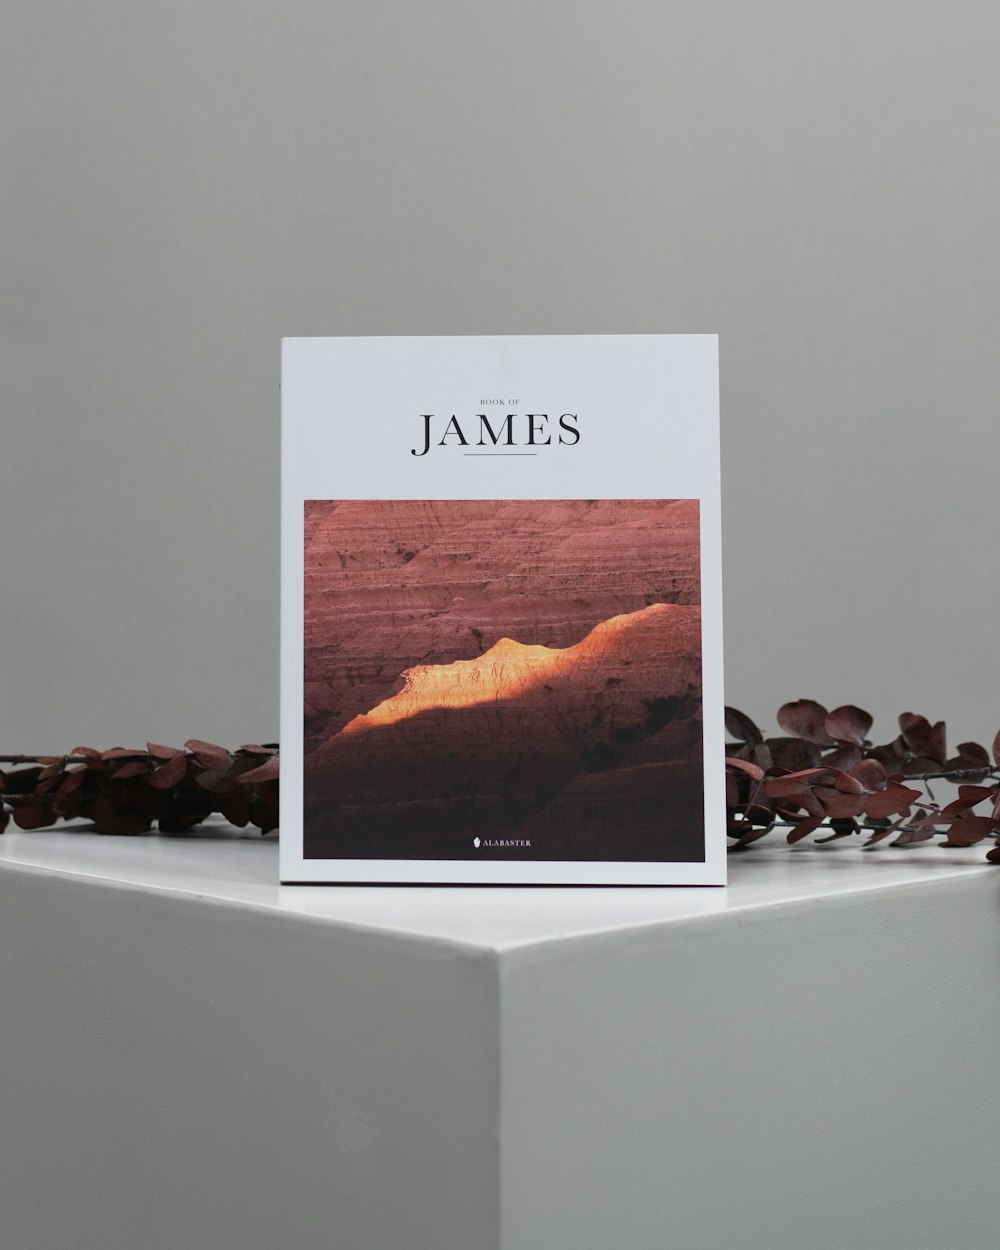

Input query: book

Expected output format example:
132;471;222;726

280;335;724;884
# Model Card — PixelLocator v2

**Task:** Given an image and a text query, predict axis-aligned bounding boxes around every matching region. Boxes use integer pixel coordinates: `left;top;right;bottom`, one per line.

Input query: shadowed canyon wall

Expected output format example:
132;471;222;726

306;602;703;860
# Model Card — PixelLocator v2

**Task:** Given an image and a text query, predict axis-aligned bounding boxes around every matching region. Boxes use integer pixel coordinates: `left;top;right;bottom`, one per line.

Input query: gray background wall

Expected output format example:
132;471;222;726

2;1;998;757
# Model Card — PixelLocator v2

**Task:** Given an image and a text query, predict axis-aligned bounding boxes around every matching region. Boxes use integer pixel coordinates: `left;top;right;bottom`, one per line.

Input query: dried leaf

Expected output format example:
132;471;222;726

898;714;946;766
954;742;990;768
248;781;280;834
56;765;87;796
766;737;822;771
3;766;42;794
12;801;57;830
35;768;66;795
234;756;280;786
776;700;835;745
194;768;237;795
184;739;232;770
867;736;909;771
90;793;120;832
772;782;826;818
814;789;866;819
832;771;865;795
943;742;991;779
728;823;772;849
724;707;763;746
147;753;187;790
744;743;774;770
862;782;923;820
786;814;826;844
939;785;997;819
764;767;841;799
824;705;873;747
821;745;863;772
890;822;937;846
863;815;908;847
941;816;998;847
146;742;182;762
219;786;251;827
725;757;765;782
850;759;888;792
744;801;775;828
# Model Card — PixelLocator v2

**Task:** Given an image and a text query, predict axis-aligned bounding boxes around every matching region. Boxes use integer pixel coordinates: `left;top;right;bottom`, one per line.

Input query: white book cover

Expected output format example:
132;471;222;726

280;335;725;884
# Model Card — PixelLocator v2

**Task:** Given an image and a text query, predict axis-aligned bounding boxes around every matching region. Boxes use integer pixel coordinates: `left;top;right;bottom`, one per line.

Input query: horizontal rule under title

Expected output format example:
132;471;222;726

411;412;580;456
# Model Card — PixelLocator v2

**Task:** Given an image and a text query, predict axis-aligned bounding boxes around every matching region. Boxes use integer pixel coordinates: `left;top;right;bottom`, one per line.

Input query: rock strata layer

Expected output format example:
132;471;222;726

303;498;701;747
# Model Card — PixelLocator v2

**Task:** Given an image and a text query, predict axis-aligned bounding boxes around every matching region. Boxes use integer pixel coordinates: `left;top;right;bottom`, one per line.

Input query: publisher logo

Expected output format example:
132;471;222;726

473;837;531;848
473;837;481;848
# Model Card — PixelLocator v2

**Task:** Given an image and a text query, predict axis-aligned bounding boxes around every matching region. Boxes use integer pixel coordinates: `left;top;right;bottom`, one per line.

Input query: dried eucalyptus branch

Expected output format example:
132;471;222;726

6;705;999;866
0;742;279;836
726;702;1000;864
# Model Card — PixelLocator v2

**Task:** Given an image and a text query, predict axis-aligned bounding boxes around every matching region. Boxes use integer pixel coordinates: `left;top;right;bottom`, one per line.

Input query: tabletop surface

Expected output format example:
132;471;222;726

1;820;995;951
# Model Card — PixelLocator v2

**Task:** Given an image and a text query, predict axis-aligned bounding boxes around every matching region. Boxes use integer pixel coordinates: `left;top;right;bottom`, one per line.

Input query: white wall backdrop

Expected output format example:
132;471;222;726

2;1;998;754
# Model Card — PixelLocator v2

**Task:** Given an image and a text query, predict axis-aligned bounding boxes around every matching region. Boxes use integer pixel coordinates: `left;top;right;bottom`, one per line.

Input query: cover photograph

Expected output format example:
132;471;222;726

280;336;724;884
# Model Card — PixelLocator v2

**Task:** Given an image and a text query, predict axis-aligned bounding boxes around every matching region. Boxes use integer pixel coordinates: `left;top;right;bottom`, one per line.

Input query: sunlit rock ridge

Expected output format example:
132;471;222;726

339;605;689;735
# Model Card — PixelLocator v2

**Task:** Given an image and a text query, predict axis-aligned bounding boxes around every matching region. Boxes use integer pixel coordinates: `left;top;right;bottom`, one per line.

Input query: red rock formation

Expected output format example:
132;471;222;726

303;499;700;746
304;603;704;862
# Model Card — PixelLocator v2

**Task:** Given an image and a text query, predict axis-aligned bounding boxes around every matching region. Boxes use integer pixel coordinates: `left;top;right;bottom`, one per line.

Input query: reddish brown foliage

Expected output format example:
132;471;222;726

0;742;279;838
727;704;1000;863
